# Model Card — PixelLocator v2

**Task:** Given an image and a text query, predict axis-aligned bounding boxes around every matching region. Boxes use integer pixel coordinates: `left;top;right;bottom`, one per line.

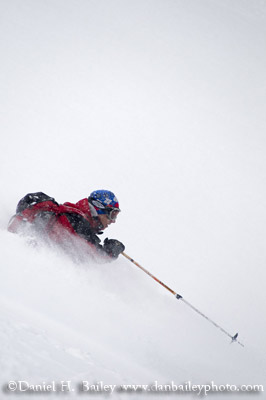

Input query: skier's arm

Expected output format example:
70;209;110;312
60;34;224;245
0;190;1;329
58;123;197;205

65;213;125;260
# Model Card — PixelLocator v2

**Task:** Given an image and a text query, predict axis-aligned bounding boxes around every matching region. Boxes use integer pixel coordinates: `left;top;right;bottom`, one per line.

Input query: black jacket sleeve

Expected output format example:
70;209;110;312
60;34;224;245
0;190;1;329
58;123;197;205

64;213;121;260
64;213;102;247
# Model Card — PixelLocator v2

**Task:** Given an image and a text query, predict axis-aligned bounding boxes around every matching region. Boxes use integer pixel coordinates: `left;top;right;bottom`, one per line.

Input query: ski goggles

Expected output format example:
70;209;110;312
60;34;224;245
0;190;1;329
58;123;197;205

105;208;120;222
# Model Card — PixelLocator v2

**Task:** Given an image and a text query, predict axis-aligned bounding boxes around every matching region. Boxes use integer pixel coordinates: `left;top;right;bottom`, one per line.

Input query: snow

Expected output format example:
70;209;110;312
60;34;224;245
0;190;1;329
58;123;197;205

1;231;264;399
1;0;266;398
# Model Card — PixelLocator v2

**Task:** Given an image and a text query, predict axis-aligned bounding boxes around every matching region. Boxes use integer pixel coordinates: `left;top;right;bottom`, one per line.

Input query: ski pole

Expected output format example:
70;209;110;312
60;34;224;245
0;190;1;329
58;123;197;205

122;252;244;347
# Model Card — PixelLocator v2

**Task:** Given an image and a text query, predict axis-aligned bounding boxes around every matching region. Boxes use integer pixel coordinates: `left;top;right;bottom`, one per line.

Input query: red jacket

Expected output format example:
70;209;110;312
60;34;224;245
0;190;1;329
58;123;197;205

8;193;112;262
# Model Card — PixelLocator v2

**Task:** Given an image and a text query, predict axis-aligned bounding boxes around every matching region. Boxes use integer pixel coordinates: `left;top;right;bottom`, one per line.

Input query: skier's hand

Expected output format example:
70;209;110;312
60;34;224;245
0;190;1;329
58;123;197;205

103;238;125;259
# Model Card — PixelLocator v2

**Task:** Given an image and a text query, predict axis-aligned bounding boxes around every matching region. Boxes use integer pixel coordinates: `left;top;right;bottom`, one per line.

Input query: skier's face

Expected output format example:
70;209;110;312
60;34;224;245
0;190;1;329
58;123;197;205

98;214;115;229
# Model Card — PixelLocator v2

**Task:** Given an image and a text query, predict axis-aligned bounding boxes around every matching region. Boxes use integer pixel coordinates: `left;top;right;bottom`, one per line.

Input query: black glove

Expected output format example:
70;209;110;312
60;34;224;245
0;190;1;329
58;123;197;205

103;238;125;259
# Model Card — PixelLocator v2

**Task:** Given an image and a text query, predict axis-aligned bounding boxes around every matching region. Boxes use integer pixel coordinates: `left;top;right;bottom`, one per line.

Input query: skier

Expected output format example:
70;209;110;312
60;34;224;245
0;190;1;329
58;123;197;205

8;190;125;262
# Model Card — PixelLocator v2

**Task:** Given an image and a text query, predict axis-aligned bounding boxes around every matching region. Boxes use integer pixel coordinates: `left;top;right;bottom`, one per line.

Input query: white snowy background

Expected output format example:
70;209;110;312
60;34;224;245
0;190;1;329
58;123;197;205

1;0;266;399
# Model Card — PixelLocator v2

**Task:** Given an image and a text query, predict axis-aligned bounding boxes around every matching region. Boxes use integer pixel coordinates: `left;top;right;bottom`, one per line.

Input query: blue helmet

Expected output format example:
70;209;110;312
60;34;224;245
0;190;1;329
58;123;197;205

88;190;120;217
